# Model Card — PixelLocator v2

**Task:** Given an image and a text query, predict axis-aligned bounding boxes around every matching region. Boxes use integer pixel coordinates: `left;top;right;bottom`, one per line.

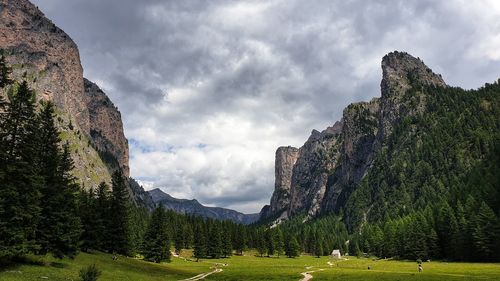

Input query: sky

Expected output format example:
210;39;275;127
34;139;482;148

31;0;500;213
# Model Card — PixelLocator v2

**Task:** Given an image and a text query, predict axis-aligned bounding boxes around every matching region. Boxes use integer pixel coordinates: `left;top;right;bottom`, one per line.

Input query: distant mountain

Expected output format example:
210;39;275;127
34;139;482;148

148;188;259;224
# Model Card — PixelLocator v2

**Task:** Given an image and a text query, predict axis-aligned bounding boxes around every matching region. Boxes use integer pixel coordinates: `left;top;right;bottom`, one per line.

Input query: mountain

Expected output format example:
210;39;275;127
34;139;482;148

149;188;259;224
260;51;499;230
0;0;151;206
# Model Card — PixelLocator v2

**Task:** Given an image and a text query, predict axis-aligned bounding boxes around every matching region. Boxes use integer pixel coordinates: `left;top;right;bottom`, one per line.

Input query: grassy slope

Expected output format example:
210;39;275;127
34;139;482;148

0;252;205;281
1;251;499;281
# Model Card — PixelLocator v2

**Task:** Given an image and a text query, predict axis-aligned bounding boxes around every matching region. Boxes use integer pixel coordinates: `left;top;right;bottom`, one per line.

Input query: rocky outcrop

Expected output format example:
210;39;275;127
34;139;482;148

129;178;156;211
260;51;448;222
378;52;445;139
288;122;343;218
150;188;259;224
260;146;299;220
320;99;379;213
84;79;129;177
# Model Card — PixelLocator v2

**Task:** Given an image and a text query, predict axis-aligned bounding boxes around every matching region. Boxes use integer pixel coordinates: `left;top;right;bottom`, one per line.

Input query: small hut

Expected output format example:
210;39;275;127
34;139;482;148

331;249;341;258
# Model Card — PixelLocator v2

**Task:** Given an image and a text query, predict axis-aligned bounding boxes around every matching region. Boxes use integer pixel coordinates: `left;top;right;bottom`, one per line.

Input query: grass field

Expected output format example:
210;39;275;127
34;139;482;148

1;250;499;281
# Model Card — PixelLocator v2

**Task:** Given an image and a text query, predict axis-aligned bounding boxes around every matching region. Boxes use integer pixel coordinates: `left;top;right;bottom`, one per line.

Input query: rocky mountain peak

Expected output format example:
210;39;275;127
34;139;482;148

381;51;446;98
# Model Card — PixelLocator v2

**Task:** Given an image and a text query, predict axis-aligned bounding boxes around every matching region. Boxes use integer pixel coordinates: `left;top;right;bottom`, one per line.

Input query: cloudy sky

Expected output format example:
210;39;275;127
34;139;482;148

32;0;500;213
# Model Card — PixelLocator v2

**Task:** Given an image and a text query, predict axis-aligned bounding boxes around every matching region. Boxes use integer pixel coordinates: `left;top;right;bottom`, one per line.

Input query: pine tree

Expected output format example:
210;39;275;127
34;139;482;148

305;229;314;254
314;234;323;258
0;81;42;258
436;203;459;259
427;228;440;259
221;227;232;258
193;224;206;261
183;224;194;249
36;102;81;258
0;55;13;88
51;145;82;258
207;222;222;258
285;234;300;258
472;202;498;261
455;202;468;260
256;229;266;257
108;171;131;255
141;205;171;263
78;188;99;252
266;229;275;257
174;223;184;256
405;216;428;260
275;228;284;257
382;221;397;258
128;205;149;255
95;182;110;251
234;225;246;255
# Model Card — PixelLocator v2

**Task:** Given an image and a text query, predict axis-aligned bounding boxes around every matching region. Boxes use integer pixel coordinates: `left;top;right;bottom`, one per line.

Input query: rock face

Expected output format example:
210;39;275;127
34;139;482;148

0;0;141;203
129;178;156;211
150;188;259;225
84;79;129;177
0;0;87;131
260;146;299;220
288;122;343;218
260;51;447;222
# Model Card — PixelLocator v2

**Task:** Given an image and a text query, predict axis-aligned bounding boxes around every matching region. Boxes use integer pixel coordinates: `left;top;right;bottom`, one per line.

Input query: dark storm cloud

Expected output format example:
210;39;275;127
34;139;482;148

31;0;500;213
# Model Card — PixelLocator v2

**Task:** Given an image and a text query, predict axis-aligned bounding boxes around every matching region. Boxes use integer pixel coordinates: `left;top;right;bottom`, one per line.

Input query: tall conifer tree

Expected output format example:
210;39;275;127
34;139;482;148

221;227;232;258
36;102;81;258
207;222;222;258
141;205;171;263
0;81;42;258
0;55;13;88
95;182;110;251
285;234;300;258
108;171;130;255
193;224;207;261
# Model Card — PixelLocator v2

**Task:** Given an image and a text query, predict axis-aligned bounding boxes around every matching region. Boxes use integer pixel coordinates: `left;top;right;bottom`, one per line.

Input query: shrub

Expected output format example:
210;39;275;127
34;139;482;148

79;264;101;281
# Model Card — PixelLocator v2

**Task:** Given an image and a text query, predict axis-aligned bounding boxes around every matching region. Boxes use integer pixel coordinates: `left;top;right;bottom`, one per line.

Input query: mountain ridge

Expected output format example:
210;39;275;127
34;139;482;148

149;188;259;225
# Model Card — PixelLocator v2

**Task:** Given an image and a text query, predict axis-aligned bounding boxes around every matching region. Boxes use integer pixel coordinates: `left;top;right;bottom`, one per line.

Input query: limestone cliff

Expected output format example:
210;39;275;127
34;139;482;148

84;79;129;176
260;146;299;220
261;51;447;223
0;0;88;131
288;122;343;218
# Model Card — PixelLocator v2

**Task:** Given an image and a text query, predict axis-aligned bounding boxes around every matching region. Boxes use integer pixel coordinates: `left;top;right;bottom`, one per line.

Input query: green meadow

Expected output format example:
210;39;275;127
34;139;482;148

1;250;499;281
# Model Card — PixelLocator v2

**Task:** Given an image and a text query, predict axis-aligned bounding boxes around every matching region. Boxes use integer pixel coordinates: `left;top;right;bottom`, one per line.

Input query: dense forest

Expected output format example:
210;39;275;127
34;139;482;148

1;54;499;265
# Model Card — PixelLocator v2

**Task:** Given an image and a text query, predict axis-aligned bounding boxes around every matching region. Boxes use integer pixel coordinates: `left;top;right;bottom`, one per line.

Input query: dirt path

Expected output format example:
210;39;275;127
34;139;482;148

299;268;324;281
179;268;223;281
173;253;226;281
